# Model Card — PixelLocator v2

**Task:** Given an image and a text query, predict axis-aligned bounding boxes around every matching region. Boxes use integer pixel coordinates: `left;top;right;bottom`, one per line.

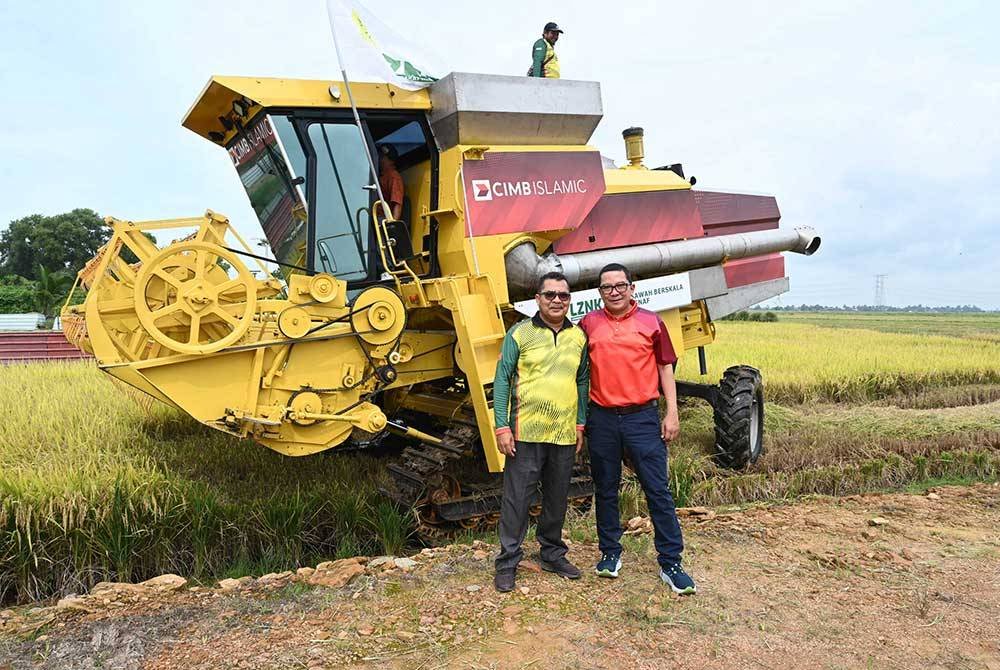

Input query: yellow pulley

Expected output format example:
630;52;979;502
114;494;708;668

278;307;312;339
350;286;405;346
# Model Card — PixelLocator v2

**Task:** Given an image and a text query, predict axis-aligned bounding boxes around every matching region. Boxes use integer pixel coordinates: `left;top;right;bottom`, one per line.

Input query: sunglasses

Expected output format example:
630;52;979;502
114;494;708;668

539;291;572;302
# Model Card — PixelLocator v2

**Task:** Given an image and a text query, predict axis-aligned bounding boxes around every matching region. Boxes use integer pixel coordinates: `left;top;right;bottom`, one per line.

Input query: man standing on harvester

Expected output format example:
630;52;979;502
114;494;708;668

528;22;563;78
492;272;589;593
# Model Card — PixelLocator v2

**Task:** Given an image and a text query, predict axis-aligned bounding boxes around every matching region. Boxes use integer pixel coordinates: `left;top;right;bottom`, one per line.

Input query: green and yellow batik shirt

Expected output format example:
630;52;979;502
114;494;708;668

493;315;589;445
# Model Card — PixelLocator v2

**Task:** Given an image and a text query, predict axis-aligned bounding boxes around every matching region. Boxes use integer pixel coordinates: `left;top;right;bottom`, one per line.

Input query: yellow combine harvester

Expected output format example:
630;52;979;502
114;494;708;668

63;73;819;536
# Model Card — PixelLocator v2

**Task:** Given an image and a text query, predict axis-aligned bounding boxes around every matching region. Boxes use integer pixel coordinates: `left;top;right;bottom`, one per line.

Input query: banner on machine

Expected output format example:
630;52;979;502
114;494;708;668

326;0;442;90
514;273;693;323
462;151;606;237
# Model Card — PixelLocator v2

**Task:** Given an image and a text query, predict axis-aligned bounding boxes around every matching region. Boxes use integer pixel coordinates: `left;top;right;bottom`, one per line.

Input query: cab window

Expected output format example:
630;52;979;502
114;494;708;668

307;122;372;282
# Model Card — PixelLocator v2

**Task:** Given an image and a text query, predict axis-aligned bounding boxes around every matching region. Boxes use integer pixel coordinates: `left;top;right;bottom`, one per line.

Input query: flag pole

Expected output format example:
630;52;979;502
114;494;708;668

328;5;389;214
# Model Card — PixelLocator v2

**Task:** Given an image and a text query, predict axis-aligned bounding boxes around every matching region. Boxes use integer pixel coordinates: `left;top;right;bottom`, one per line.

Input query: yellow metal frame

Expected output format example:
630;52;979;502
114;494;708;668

182;76;431;146
64;74;724;476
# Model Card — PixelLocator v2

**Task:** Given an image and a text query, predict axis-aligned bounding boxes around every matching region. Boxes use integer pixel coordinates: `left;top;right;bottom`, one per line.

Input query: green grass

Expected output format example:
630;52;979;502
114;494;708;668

776;311;1000;341
901;474;985;493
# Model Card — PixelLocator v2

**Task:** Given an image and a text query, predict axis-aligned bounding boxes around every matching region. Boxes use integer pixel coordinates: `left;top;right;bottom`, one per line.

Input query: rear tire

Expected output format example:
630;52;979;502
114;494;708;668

712;365;764;470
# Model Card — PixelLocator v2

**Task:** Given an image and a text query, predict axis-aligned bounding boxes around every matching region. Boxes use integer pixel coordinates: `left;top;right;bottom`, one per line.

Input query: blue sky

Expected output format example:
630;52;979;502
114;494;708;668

1;1;998;308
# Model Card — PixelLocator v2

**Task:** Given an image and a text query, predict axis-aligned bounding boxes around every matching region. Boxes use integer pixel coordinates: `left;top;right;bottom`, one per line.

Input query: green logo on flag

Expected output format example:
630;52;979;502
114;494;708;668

350;9;437;85
382;54;437;83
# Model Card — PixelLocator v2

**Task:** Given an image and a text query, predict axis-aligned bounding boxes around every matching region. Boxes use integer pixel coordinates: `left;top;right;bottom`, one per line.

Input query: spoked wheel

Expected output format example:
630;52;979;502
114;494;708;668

712;365;765;470
134;241;257;355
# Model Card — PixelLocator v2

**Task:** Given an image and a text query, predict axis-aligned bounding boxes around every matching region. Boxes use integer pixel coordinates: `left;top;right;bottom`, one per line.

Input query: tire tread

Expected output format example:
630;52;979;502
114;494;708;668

712;365;764;470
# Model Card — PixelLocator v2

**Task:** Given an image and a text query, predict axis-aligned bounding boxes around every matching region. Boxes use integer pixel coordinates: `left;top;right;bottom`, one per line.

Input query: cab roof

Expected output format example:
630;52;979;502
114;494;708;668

181;75;432;145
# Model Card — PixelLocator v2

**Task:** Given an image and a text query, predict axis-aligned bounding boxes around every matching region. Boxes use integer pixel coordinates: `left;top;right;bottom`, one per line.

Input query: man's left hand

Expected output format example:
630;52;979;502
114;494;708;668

575;430;585;455
661;413;680;442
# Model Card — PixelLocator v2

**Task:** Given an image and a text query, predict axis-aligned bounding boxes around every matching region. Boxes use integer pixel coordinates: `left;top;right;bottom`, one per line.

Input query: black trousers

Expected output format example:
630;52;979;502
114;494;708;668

495;441;576;572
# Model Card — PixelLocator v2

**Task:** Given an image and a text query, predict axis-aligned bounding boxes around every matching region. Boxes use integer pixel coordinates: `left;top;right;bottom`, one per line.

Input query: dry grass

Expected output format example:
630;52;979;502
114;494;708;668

2;313;999;605
876;384;1000;409
679;321;1000;403
0;362;412;604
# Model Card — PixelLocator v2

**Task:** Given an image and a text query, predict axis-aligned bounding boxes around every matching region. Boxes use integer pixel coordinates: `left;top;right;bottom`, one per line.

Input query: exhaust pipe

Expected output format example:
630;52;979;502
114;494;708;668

505;226;821;299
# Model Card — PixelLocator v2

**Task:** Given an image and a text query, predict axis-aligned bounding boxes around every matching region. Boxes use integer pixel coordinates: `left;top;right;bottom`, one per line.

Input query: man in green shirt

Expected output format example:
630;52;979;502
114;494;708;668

528;22;563;79
492;271;588;592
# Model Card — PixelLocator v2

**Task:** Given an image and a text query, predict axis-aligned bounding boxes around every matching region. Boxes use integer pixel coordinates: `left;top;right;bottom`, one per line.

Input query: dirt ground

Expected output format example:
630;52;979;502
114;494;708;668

2;483;999;670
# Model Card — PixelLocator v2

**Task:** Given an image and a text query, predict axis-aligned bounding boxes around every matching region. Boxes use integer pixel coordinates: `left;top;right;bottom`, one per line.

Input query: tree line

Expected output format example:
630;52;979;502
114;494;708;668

0;209;112;317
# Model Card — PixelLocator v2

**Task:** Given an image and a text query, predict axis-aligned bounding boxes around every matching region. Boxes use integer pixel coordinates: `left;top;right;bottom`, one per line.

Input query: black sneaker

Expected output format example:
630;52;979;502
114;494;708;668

660;563;696;595
539;557;582;580
595;552;622;578
494;569;516;593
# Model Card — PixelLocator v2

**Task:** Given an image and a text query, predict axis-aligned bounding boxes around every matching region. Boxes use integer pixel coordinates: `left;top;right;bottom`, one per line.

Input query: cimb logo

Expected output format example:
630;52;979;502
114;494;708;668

471;180;492;201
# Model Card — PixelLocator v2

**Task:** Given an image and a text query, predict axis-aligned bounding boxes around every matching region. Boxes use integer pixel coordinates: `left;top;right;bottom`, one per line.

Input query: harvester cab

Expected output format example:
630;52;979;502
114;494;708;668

63;72;820;536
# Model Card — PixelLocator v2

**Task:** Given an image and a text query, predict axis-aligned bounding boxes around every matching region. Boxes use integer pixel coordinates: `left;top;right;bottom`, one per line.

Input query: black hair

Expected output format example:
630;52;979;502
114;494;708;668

598;262;632;283
378;144;399;161
536;271;570;294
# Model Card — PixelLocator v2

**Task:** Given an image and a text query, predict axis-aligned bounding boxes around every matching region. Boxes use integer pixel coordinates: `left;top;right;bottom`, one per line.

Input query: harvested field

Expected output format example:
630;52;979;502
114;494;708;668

778;310;1000;340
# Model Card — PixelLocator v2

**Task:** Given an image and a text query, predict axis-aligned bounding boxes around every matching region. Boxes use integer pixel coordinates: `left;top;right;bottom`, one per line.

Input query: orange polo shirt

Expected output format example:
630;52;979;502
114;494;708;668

579;301;677;408
379;167;404;216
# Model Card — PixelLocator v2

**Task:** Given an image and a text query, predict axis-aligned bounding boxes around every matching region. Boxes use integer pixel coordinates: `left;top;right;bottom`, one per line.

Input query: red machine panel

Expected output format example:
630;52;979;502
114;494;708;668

461;151;606;237
554;189;705;254
695;191;780;237
723;253;785;289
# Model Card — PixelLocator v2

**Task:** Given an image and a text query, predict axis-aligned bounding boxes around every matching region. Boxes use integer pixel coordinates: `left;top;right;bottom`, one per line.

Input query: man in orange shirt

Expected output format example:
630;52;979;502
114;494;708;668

579;262;696;595
378;144;404;221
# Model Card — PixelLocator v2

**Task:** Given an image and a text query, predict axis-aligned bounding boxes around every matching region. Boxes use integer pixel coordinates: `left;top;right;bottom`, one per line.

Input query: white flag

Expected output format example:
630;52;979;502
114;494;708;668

326;0;442;90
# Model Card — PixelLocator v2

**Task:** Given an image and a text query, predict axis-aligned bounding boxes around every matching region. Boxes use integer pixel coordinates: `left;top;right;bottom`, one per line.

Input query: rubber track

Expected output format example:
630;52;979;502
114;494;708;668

381;422;478;508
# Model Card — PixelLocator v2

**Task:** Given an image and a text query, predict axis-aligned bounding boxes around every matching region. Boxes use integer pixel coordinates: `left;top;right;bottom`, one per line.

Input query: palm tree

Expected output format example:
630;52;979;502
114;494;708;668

33;265;74;317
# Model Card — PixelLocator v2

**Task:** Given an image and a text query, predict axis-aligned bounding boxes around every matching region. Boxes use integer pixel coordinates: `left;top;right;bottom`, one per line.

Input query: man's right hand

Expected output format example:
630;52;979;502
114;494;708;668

497;431;516;456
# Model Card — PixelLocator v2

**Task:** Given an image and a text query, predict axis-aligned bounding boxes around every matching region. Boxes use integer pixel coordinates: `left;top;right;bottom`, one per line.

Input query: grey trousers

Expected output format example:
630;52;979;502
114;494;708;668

495;441;576;572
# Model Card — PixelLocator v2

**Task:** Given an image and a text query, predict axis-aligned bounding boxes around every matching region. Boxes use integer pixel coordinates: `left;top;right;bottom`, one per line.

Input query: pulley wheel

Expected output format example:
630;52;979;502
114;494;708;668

134;241;257;355
308;273;340;303
289;392;323;426
278;307;312;339
350;286;405;346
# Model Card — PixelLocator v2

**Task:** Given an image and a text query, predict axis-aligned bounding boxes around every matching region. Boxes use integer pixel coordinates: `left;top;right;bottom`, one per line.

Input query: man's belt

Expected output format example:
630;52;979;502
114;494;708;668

590;399;658;415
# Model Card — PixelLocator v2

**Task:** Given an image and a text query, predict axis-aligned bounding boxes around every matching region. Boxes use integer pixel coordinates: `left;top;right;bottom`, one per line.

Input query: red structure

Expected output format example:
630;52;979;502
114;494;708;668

0;332;93;364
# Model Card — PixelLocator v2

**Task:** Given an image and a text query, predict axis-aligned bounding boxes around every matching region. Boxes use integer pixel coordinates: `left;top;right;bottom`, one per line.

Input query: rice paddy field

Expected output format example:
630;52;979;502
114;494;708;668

2;312;999;604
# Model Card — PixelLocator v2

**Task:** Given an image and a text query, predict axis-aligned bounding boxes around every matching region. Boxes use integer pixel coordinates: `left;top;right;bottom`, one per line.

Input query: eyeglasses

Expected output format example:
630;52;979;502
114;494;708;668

599;282;631;294
539;291;571;302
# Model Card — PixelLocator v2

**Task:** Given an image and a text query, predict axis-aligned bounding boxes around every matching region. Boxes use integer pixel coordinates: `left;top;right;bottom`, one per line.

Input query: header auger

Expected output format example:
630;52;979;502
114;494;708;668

64;72;820;536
